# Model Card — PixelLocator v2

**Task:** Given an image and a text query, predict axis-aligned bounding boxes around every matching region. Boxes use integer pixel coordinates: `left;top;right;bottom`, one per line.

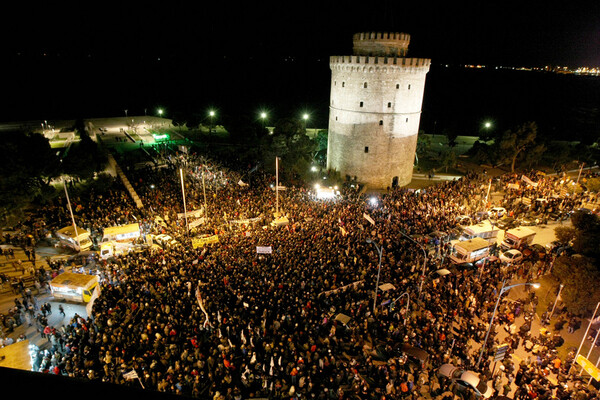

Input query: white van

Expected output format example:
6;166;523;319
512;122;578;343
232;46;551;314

55;226;92;252
460;220;499;246
449;237;493;264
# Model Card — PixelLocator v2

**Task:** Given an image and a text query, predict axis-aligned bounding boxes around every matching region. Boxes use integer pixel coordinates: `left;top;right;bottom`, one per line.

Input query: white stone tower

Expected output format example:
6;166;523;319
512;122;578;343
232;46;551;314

327;32;430;188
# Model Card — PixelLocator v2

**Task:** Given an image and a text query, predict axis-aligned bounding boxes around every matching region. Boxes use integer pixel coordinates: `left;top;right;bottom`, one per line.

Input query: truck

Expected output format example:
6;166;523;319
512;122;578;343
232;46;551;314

449;237;493;264
500;226;536;251
101;223;140;243
459;220;499;246
50;272;99;303
55;225;93;252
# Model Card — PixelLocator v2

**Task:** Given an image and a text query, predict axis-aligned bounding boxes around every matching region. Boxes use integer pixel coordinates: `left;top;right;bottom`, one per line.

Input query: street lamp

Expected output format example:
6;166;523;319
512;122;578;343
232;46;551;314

208;110;216;133
397;229;428;298
302;113;309;130
260;111;267;130
476;279;541;368
391;291;411;325
366;238;383;314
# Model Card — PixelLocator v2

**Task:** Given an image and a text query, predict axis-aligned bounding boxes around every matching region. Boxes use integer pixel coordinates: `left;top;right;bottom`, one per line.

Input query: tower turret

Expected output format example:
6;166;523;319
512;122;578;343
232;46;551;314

327;32;430;188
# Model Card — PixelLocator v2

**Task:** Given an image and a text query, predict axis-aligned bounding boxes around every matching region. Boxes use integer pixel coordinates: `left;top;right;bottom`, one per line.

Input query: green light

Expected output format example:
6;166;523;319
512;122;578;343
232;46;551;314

153;133;170;140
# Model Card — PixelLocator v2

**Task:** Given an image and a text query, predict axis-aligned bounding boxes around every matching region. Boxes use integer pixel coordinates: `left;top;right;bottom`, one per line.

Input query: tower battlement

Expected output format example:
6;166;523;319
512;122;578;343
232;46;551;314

353;32;411;57
330;55;430;72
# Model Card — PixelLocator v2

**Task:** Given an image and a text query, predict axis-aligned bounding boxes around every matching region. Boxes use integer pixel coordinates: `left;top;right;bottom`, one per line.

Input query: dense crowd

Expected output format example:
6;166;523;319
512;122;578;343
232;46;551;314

1;148;599;399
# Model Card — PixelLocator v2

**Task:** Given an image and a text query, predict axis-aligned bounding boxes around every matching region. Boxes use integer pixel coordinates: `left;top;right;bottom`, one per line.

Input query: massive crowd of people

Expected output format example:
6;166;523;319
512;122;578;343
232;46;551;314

1;147;599;400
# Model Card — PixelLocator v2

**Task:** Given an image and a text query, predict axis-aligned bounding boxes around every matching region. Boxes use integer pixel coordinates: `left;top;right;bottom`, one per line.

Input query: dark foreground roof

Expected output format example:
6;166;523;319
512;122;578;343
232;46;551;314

0;366;193;400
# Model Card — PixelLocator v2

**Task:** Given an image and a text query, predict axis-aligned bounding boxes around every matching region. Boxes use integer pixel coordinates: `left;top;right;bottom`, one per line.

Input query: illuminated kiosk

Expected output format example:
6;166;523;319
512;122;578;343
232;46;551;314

327;32;430;188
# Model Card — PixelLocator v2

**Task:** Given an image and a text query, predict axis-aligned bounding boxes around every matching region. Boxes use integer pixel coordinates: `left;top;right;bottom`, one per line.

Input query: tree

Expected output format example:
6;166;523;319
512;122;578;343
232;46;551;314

440;148;457;172
62;133;108;180
0;131;61;215
554;226;577;246
569;211;600;259
552;254;600;316
497;121;543;172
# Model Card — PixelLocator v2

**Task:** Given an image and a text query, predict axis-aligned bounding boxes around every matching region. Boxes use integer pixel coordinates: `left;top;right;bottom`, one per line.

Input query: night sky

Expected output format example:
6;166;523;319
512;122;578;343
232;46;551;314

3;2;600;67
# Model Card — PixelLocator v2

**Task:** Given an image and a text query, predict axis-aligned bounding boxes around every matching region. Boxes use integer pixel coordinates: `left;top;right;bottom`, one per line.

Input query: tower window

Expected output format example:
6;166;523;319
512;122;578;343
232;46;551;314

342;82;345;87
406;118;409;123
359;101;364;107
364;146;369;153
334;81;336;86
379;120;383;126
408;84;411;90
363;82;368;88
387;102;392;108
335;116;338;121
396;83;400;89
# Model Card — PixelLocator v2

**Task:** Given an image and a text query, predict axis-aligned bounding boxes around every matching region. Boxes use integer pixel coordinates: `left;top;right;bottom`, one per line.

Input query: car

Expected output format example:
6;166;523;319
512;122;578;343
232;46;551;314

437;364;493;398
153;234;178;247
488;206;507;218
518;215;539;226
500;249;523;264
496;216;517;230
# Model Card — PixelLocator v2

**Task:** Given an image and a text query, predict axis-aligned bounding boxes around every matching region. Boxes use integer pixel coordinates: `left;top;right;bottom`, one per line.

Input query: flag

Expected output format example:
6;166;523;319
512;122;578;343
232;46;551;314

521;175;538;187
123;369;139;380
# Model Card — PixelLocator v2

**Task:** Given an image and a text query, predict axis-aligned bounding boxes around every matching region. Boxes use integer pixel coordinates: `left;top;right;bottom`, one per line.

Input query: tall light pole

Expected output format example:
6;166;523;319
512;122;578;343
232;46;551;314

260;111;267;131
476;279;540;369
549;284;564;319
63;179;81;250
275;156;280;216
366;238;383;314
180;168;189;236
208;110;216;133
302;113;309;131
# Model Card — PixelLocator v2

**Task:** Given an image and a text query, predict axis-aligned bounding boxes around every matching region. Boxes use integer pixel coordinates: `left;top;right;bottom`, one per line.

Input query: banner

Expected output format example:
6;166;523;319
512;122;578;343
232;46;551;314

178;208;204;220
256;246;272;254
577;355;600;381
192;234;220;248
364;213;376;226
521;175;538;187
189;218;206;229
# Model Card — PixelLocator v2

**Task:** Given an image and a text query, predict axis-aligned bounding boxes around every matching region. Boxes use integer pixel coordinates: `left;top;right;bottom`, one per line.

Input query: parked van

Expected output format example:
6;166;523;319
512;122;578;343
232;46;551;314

500;226;536;250
449;237;493;264
55;226;92;252
100;241;136;260
50;272;99;303
459;220;499;246
101;223;140;243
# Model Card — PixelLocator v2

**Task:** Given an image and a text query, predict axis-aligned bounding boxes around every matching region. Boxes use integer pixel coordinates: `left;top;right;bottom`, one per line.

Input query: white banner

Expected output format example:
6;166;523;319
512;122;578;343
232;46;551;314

189;217;206;228
177;208;204;220
363;213;375;226
521;175;538;187
256;246;272;254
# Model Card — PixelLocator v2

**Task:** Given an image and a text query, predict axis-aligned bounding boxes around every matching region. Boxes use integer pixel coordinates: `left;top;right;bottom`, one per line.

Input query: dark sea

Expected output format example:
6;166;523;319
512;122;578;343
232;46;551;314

1;54;599;142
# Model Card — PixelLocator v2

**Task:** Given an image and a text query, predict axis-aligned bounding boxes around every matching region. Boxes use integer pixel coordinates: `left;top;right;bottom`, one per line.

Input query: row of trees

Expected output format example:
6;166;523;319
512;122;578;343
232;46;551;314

420;121;599;173
0;121;107;220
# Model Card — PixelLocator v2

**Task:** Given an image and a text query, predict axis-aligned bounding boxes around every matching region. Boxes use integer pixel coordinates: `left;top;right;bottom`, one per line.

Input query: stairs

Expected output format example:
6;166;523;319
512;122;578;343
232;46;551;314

107;154;144;209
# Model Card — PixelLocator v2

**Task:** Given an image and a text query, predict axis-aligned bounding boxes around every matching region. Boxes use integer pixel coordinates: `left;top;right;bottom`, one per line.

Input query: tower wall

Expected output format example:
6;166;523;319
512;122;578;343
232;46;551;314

327;47;430;188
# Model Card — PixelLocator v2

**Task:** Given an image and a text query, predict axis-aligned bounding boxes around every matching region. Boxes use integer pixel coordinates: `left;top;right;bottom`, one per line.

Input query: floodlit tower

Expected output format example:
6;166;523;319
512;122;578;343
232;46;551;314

327;32;430;188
